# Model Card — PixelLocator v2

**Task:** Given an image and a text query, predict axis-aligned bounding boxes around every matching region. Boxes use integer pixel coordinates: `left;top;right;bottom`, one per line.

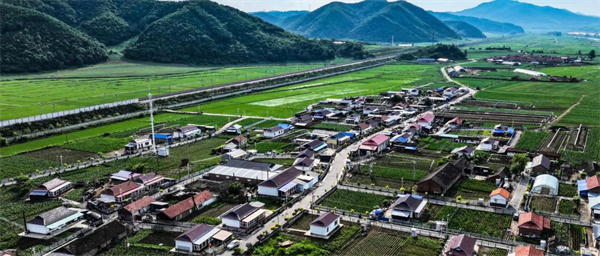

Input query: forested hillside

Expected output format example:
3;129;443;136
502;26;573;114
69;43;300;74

443;21;486;38
282;0;460;43
2;0;367;73
414;44;467;60
429;11;525;34
0;3;108;73
124;2;345;64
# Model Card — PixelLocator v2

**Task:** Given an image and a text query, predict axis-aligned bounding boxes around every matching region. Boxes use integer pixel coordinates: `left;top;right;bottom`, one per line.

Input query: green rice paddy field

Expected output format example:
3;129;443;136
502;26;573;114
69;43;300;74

183;64;445;118
0;63;329;120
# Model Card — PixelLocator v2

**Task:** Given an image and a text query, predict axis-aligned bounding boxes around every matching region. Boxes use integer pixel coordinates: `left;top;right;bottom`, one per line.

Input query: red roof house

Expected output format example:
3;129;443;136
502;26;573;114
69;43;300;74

514;245;544;256
518;212;551;237
159;191;215;221
359;134;390;153
444;234;477;256
587;176;600;193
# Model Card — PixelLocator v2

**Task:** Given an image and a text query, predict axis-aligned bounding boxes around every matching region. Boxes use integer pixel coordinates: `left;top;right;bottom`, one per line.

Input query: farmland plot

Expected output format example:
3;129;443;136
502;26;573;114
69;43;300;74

320;189;391;214
335;228;444;256
530;196;558;213
432;206;511;237
446;179;499;201
539;129;569;154
515;131;548;151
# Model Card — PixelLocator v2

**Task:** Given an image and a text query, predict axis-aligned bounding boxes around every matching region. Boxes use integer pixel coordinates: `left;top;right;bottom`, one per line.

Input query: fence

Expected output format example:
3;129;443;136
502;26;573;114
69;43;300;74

1;99;139;127
312;205;526;247
34;228;92;256
4;110;147;143
0;133;213;187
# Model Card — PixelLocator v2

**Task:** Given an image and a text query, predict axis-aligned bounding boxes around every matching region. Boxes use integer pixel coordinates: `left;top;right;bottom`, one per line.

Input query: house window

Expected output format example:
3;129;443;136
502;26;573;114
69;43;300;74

327;227;329;232
216;175;220;178
236;178;239;181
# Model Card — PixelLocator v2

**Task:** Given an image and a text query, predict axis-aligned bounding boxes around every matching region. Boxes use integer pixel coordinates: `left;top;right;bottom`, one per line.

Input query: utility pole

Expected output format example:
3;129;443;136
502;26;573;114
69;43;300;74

40;102;44;115
52;103;56;113
392;35;394;46
104;93;107;103
148;93;157;153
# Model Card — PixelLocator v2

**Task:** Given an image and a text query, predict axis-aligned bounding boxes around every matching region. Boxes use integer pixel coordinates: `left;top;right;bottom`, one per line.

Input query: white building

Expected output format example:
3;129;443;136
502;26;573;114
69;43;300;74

175;224;231;253
264;126;285;138
477;138;499;152
226;124;243;134
310;212;341;237
124;138;153;154
390;194;427;221
26;207;83;235
221;203;266;230
531;174;559;196
489;188;510;207
258;168;302;197
173;125;201;140
416;112;435;129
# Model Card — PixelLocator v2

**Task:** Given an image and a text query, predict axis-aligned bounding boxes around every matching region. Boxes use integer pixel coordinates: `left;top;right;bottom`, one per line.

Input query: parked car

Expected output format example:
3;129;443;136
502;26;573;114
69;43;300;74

227;240;240;250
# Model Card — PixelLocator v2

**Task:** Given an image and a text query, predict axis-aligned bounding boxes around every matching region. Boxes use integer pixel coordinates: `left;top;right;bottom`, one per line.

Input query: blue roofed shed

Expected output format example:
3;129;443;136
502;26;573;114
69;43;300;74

578;179;589;197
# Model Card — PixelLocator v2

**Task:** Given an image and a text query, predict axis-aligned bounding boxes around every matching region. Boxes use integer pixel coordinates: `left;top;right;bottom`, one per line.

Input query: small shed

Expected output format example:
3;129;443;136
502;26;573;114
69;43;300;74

531;174;559;196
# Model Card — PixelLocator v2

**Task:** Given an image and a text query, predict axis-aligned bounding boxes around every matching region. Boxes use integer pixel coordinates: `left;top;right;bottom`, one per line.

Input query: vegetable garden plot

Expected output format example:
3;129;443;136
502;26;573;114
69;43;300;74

564;125;587;152
530;196;558;213
515;131;548;151
335;228;444;256
431;206;511;238
446;179;499;201
558;184;578;198
539;129;569;154
320;189;391;214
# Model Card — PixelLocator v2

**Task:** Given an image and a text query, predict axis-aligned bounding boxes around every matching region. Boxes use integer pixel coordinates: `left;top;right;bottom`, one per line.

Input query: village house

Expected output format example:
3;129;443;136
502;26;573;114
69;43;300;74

477;138;499;152
206;159;283;185
159;190;216;221
135;173;167;191
310;212;341;238
173;125;201;140
352;122;372;135
590;196;600;223
443;87;459;97
229;135;248;147
518;212;551;238
403;123;422;134
446;117;463;128
257;167;302;197
530;154;551;175
264;126;285;138
118;196;155;221
294;157;315;172
29;178;73;200
489;188;510;207
363;106;379;115
390;194;427;221
175;224;232;253
416;112;435;129
492;124;513;136
345;113;361;124
222;149;248;162
297;149;315;159
100;181;144;203
26;207;84;235
278;123;294;131
359;134;390;155
226;124;243;134
292;115;313;126
221;203;266;230
124;137;153;154
110;170;142;184
444;234;477;256
578;175;600;198
508;245;544;256
301;140;327;153
327;132;353;148
451;146;475;158
417;158;468;194
410;88;420;96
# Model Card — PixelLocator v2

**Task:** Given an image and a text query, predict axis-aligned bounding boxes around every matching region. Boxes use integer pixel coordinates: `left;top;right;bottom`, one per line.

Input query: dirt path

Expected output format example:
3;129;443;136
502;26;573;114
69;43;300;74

549;95;585;126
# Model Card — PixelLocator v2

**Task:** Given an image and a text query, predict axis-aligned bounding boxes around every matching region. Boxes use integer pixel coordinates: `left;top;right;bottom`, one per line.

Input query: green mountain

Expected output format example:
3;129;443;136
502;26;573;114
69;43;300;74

429;11;524;34
124;2;340;64
0;3;107;73
454;0;600;31
3;0;365;72
250;10;309;27
283;0;460;43
443;21;486;38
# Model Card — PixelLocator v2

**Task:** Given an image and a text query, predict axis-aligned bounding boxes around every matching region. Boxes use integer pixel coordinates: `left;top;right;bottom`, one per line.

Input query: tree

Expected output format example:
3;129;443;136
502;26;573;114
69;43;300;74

510;153;529;175
589;50;596;60
390;95;404;104
227;182;243;195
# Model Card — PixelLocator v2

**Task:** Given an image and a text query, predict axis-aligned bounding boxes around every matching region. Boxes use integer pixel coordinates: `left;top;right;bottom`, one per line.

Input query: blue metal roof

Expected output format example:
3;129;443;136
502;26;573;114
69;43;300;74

341;132;355;138
154;134;172;139
578;179;588;191
313;143;327;151
278;123;292;129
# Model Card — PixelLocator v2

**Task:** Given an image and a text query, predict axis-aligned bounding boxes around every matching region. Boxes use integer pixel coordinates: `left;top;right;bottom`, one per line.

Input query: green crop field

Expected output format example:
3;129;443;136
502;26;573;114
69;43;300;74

0;113;234;157
432;206;511;237
336;228;444;256
320;189;391;214
447;179;499;200
183;64;445;118
0;62;330;120
515;131;549;151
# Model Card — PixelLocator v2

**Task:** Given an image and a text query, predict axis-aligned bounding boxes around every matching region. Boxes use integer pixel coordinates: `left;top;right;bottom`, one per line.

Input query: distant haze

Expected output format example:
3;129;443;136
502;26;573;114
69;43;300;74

213;0;600;17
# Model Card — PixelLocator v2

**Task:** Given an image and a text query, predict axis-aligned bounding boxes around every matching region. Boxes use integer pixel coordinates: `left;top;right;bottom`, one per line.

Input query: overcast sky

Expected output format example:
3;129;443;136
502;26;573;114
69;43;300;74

212;0;600;16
